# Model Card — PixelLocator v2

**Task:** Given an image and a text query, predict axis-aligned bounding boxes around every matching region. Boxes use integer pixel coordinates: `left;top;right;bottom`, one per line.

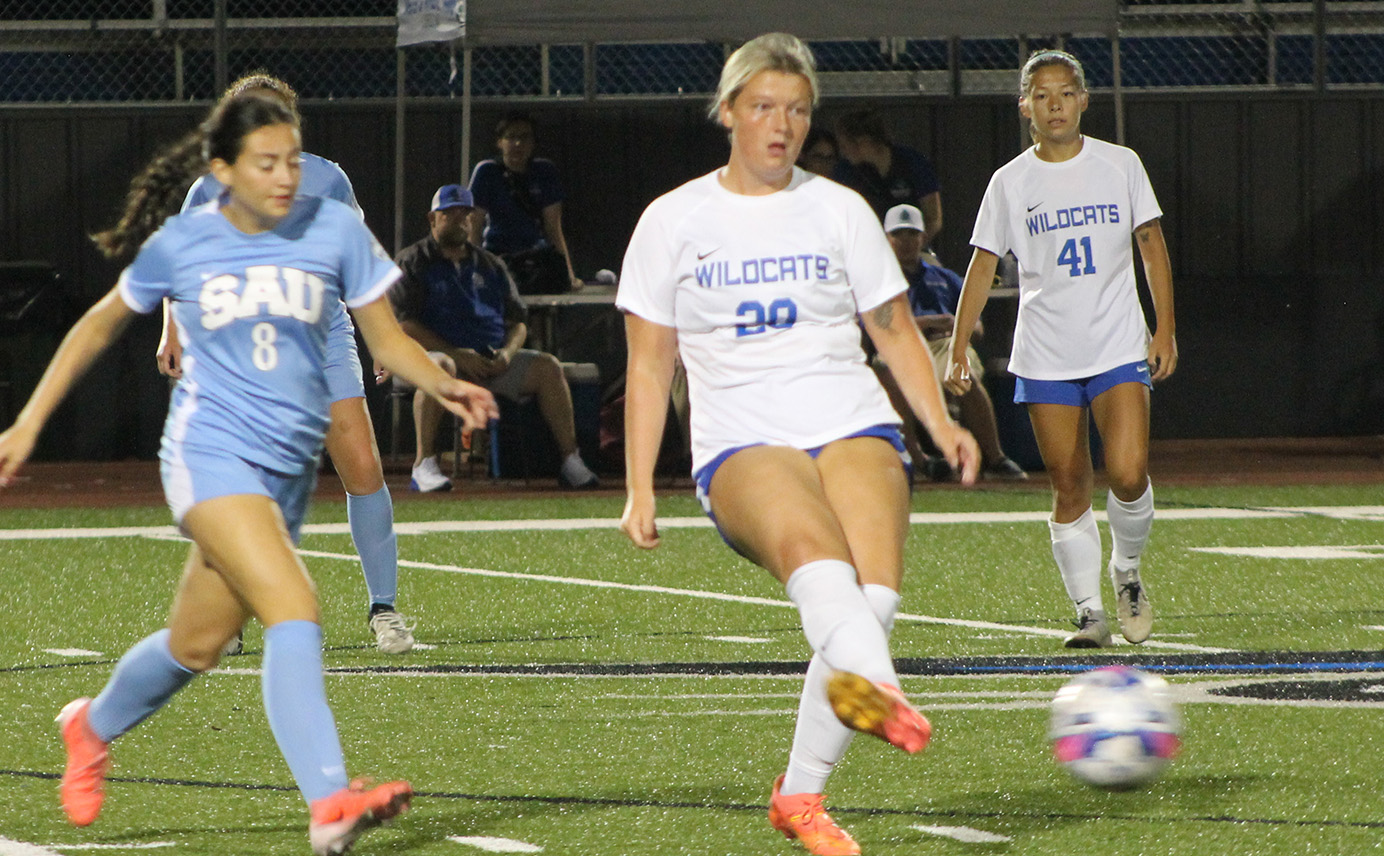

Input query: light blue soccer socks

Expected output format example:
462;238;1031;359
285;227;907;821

262;620;349;803
346;485;399;609
86;628;197;743
1050;508;1103;612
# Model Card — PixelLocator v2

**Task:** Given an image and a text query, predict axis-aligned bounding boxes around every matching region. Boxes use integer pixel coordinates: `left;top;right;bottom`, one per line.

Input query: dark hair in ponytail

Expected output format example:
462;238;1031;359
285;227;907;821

91;92;297;260
90;129;206;261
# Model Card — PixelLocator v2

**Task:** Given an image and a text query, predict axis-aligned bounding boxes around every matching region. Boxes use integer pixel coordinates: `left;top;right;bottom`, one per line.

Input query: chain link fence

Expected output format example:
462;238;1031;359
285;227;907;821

2;3;1383;103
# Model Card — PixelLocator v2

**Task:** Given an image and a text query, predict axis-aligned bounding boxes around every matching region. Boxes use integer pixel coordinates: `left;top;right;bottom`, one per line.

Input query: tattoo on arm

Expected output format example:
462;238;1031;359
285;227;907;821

871;302;894;329
1135;224;1154;245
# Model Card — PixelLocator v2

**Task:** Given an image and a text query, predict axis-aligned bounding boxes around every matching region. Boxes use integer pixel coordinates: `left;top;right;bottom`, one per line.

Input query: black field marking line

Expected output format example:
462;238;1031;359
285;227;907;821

1;768;1382;831
295;547;1230;654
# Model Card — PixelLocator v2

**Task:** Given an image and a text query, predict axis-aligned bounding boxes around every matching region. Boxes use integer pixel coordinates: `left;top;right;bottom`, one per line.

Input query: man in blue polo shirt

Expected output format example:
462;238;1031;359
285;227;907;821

391;185;599;491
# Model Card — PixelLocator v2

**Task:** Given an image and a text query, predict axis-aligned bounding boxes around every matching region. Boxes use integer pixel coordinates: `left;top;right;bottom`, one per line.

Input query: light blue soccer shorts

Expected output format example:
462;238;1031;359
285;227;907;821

1013;360;1152;408
161;445;317;544
693;423;910;555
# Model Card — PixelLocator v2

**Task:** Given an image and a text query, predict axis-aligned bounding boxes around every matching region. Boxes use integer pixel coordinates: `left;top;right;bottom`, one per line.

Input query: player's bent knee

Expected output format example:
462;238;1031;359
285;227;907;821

169;637;226;673
1107;470;1149;500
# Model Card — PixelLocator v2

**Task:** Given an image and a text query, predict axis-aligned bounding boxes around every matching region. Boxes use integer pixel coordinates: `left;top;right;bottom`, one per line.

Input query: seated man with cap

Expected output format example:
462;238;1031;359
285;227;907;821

390;184;600;491
877;203;1028;481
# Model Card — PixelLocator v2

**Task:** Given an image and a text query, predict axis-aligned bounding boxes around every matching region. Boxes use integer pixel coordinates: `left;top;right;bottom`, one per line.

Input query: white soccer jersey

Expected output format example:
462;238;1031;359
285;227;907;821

971;136;1162;380
618;168;906;474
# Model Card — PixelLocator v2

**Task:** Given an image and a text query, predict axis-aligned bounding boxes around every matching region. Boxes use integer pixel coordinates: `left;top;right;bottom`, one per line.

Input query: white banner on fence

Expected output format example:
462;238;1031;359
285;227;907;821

397;0;466;47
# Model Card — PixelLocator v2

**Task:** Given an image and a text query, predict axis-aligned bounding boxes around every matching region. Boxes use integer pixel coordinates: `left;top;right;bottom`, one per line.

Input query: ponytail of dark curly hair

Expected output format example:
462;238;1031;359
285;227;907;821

90;129;207;261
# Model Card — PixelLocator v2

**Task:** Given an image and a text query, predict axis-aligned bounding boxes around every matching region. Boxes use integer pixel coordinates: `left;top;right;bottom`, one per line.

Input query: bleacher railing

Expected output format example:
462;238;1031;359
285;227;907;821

1;2;1380;103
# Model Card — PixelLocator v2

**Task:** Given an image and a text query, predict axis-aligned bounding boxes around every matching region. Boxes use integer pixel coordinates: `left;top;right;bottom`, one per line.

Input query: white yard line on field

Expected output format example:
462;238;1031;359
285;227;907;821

0;839;61;856
2;504;1383;543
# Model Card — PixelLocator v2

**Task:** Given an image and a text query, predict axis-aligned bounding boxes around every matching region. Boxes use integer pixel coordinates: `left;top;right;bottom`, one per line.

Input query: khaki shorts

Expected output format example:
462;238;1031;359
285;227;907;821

925;335;984;388
397;348;547;401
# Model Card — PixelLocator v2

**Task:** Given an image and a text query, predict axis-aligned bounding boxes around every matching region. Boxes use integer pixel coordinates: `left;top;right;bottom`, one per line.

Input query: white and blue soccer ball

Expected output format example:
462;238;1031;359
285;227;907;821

1049;665;1182;790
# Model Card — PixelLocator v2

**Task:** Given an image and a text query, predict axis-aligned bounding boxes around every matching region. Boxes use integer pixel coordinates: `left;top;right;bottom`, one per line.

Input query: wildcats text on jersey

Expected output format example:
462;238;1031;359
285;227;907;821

199;264;326;330
1025;203;1121;237
693;254;829;288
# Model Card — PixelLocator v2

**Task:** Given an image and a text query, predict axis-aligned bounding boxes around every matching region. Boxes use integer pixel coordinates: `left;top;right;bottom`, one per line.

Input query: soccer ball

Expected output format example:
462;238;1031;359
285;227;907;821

1049;665;1182;790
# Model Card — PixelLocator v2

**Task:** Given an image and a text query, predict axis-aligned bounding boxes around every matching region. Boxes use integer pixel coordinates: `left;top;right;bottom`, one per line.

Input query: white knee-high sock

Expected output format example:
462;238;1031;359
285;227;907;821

784;560;897;686
1106;483;1154;578
1049;508;1103;613
781;581;902;796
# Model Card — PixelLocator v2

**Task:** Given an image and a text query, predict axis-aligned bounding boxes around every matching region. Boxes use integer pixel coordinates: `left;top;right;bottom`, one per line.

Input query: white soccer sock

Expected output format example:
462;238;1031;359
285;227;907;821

781;581;902;796
860;584;902;635
784;560;898;685
1050;508;1103;614
1106;483;1154;580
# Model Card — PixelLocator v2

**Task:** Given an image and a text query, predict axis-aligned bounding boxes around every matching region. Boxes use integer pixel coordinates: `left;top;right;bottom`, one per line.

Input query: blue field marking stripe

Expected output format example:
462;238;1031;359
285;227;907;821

957;661;1384;674
896;651;1384;676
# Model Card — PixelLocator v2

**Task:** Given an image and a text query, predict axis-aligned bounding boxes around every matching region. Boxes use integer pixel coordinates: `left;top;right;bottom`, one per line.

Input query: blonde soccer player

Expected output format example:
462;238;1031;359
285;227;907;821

617;32;979;856
945;49;1177;648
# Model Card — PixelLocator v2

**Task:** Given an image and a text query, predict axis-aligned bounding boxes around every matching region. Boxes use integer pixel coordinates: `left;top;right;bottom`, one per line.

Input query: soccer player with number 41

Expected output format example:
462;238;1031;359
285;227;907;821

945;49;1178;650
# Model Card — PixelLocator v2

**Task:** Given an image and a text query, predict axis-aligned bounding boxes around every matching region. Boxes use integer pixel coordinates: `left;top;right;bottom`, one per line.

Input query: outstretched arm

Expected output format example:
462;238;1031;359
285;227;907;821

863;293;981;484
621;313;679;548
1135;219;1177;382
0;286;137;485
944;248;999;395
351;297;499;431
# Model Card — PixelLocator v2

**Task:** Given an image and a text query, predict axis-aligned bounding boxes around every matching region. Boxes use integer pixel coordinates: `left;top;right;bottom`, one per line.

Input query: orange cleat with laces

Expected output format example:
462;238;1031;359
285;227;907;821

309;778;413;856
768;774;861;856
56;697;110;827
826;672;931;754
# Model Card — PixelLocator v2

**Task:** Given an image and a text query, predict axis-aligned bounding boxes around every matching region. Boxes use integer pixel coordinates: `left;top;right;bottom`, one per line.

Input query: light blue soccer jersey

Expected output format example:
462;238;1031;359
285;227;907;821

119;197;400;475
185;152;366;402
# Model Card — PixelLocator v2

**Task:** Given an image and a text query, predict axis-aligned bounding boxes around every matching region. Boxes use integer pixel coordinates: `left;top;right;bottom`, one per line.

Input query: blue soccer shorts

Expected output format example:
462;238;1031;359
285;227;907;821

693;424;909;555
1014;360;1152;408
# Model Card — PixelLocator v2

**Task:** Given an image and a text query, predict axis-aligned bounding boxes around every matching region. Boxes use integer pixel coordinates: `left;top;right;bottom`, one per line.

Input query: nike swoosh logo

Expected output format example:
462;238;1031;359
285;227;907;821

697;248;720;260
1026;203;1042;212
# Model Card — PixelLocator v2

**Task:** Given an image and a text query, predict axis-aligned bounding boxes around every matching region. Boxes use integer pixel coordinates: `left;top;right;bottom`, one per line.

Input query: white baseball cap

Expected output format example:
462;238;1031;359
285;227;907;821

883;203;925;233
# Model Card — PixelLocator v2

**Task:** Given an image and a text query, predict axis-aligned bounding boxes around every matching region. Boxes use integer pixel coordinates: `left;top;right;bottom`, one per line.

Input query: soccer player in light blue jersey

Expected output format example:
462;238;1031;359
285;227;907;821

946;50;1178;650
159;74;413;655
0;92;497;856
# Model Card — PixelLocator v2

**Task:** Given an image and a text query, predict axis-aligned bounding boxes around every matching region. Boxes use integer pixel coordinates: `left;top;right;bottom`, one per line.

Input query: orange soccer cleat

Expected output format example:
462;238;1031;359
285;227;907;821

768;774;861;856
56;697;110;827
309;778;413;856
826;672;931;754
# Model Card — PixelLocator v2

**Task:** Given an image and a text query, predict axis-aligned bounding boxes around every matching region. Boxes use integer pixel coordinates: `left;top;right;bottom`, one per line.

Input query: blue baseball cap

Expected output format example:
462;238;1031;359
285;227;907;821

430;184;474;211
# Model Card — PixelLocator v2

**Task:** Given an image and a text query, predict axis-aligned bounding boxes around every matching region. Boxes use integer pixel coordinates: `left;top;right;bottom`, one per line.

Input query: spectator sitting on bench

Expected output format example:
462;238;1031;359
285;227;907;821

390;184;600;491
875;203;1028;482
